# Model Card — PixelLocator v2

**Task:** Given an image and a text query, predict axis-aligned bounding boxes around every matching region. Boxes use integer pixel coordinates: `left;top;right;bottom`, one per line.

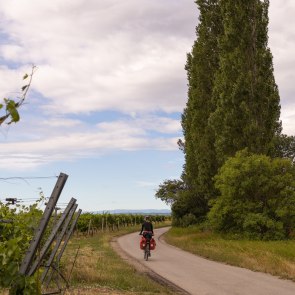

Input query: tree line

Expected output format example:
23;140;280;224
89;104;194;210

156;0;295;240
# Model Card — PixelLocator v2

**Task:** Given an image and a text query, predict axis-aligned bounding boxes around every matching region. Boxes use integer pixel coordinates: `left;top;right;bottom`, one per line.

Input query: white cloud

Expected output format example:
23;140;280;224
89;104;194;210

136;181;158;188
96;116;181;134
0;0;191;170
0;66;25;97
0;0;197;115
268;0;295;135
0;115;181;170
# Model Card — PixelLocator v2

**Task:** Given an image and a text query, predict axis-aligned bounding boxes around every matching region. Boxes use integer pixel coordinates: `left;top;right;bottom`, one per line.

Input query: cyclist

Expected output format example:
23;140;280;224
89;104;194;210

139;216;154;258
139;215;154;238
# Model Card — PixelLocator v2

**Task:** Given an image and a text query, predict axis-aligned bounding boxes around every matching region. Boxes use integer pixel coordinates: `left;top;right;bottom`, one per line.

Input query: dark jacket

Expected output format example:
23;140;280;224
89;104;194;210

140;221;153;234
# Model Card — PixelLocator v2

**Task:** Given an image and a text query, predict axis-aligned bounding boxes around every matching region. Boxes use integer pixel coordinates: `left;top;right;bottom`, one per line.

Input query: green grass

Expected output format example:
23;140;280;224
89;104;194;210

164;226;295;281
60;222;176;294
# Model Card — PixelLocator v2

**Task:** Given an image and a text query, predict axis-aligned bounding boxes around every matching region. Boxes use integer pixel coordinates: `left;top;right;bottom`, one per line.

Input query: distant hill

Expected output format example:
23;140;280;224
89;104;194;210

91;209;171;215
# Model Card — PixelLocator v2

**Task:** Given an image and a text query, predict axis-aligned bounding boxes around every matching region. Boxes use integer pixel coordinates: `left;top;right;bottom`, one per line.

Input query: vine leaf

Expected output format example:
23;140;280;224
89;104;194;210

21;85;28;91
0;65;36;126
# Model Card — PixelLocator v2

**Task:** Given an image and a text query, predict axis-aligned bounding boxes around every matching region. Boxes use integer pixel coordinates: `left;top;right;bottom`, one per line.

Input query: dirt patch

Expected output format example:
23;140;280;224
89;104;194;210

110;236;190;295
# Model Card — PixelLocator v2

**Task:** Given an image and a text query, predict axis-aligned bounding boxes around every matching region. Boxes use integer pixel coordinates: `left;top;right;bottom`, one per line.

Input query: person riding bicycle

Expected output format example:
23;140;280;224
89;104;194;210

139;216;155;259
139;215;154;239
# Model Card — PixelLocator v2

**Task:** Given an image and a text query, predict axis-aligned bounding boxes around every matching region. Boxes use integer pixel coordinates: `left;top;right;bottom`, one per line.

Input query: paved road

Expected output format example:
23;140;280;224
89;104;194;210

117;227;295;295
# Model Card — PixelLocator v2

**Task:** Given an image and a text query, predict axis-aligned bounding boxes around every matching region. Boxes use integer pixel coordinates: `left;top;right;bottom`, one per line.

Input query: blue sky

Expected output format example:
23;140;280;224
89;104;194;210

0;0;294;212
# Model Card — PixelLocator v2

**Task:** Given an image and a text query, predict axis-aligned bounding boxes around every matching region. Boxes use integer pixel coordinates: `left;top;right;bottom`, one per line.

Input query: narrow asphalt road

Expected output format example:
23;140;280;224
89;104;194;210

116;227;295;295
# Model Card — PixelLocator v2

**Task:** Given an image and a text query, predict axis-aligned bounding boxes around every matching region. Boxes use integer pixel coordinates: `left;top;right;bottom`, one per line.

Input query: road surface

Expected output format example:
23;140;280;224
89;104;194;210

116;227;295;295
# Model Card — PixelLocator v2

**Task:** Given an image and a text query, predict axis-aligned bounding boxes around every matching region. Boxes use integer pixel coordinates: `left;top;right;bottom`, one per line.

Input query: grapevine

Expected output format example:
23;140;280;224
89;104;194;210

0;198;44;294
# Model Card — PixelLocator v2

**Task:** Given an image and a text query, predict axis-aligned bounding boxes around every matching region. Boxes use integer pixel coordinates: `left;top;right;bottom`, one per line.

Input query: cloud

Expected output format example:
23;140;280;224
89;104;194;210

268;0;295;135
136;181;158;188
0;0;295;173
0;0;192;170
0;0;197;115
0;115;181;170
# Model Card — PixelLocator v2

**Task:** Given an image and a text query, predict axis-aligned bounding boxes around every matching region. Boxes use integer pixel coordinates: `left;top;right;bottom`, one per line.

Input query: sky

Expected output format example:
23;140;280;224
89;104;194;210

0;0;294;212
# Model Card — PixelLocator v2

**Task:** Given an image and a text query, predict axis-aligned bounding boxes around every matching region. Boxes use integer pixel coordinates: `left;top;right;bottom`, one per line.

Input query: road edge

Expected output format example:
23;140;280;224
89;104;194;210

110;229;190;295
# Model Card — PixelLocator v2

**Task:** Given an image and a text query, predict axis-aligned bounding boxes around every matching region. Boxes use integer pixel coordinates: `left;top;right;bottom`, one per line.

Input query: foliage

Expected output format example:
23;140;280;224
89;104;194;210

171;189;208;226
208;150;295;240
272;133;295;163
172;213;198;228
173;0;282;225
0;199;43;294
0;66;36;126
155;179;185;205
180;0;222;221
209;0;281;164
76;212;168;233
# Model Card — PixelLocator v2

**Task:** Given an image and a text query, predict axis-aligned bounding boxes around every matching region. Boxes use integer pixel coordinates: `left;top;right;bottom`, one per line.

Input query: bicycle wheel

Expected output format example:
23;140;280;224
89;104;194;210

144;243;150;261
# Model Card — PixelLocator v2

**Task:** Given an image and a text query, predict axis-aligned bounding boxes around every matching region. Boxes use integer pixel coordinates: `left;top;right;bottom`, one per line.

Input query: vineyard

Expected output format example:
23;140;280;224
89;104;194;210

0;173;170;294
76;212;169;235
0;197;44;294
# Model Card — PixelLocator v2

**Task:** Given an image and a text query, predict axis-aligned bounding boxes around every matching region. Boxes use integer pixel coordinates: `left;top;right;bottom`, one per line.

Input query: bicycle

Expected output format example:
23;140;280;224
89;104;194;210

140;231;154;261
143;237;151;261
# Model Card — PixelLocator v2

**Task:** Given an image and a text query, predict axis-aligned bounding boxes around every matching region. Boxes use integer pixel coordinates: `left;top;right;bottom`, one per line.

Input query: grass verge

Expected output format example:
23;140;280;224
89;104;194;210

164;226;295;281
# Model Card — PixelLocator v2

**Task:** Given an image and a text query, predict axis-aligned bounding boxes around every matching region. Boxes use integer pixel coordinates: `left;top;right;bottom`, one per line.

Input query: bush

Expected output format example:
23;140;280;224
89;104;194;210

0;201;43;294
172;213;198;227
208;149;295;240
171;189;208;226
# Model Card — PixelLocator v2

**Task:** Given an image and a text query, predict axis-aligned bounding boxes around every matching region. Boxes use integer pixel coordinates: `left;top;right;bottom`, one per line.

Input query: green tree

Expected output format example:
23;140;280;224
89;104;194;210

180;0;222;220
208;150;295;240
272;133;295;163
161;0;282;225
209;0;281;165
155;179;185;206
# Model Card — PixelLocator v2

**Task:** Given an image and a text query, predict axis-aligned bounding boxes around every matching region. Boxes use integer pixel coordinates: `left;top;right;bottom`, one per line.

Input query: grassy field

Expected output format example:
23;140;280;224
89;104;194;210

164;226;295;282
58;222;176;295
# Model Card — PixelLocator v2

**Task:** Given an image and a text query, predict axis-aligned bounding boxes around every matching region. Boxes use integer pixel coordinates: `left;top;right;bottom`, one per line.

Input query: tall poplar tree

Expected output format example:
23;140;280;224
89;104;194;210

174;0;281;223
179;0;222;220
209;0;281;164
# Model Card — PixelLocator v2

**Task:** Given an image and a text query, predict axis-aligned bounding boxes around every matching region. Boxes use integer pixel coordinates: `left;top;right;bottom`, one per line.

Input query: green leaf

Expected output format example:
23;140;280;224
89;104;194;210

23;73;28;80
0;103;3;109
21;85;28;91
6;100;20;123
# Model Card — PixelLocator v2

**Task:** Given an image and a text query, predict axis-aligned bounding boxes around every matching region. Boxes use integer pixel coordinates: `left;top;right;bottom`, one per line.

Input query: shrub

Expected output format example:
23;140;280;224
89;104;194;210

172;212;198;227
0;201;43;294
208;149;295;240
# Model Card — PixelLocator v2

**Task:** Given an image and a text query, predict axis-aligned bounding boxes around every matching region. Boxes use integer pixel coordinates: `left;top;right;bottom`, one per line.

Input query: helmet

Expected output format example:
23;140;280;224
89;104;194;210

145;215;150;220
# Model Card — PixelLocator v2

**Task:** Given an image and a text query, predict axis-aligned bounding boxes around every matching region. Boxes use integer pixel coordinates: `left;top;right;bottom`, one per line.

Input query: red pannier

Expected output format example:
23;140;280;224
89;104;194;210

140;236;146;249
140;236;156;250
150;238;156;250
